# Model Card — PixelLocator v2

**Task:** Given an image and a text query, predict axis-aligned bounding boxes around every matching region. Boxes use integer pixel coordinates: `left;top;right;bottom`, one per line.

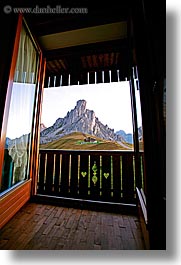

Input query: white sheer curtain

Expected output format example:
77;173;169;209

14;25;38;84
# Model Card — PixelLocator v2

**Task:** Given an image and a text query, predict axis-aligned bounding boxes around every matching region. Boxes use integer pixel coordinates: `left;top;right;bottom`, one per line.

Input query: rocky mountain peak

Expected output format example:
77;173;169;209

40;99;130;145
76;99;87;112
70;99;87;118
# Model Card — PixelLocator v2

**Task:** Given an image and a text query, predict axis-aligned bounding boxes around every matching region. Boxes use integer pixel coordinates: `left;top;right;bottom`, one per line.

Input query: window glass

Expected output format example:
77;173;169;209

0;23;39;193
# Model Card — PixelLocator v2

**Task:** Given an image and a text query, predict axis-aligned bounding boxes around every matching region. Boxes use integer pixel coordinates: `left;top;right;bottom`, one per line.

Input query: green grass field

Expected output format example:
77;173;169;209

40;132;133;150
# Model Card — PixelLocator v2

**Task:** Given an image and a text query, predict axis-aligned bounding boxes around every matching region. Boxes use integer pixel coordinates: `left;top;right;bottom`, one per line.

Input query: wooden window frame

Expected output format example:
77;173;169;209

0;14;45;196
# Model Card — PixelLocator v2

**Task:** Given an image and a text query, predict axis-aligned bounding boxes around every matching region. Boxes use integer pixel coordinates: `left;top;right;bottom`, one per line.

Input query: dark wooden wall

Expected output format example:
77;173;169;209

0;10;18;135
131;0;166;249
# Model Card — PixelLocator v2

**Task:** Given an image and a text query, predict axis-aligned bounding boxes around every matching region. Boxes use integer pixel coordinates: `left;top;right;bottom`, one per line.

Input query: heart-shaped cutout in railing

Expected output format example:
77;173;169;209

81;171;87;177
103;173;109;179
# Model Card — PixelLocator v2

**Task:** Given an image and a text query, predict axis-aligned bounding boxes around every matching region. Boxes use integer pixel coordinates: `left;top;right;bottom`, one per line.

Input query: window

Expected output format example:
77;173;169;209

0;22;39;194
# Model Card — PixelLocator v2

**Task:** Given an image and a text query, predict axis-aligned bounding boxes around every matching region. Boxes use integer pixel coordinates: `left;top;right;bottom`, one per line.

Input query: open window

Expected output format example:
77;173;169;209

0;18;42;195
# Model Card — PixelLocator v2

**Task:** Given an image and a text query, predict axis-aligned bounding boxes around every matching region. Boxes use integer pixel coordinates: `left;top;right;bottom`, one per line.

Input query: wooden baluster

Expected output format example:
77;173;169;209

87;72;89;84
90;155;100;201
117;69;120;82
54;153;61;195
54;76;56;87
102;70;104;83
60;153;70;196
60;75;62;86
48;76;50;87
109;70;112;82
38;152;46;194
70;154;79;197
45;152;54;194
68;74;71;86
112;155;122;201
102;155;112;201
122;153;135;203
79;154;89;199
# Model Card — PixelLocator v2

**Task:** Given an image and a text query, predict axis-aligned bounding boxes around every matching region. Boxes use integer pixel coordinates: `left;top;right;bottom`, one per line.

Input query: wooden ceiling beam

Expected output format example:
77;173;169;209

44;39;128;61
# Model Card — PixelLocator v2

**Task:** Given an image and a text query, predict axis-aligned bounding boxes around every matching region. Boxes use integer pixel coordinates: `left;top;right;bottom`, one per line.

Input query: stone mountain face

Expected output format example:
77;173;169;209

40;99;125;144
116;130;133;144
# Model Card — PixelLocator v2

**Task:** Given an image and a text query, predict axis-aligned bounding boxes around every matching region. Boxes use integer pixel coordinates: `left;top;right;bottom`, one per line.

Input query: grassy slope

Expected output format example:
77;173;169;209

40;132;133;150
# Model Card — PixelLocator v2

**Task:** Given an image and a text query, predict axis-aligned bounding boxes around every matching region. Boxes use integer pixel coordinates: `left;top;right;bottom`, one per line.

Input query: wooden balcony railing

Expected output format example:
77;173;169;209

37;150;144;204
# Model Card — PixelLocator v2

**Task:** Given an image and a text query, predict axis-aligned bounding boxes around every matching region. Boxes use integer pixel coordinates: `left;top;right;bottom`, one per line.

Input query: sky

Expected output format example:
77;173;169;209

41;81;142;134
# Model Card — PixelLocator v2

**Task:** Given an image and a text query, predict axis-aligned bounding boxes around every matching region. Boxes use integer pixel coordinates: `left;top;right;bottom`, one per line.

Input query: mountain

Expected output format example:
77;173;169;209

6;134;30;148
40;99;125;145
5;137;12;148
116;130;133;144
40;131;130;150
